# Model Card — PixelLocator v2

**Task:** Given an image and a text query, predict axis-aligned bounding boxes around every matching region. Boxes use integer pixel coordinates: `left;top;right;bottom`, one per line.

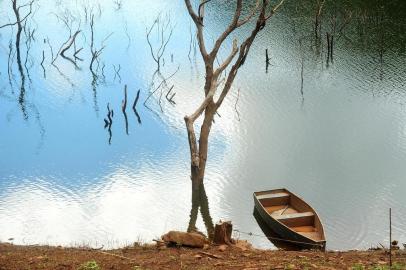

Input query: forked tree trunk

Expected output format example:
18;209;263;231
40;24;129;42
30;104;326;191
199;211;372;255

184;0;284;237
191;106;215;187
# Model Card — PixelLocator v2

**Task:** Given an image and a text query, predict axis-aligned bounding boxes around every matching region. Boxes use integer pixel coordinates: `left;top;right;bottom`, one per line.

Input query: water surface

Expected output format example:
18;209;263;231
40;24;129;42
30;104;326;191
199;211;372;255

0;0;405;250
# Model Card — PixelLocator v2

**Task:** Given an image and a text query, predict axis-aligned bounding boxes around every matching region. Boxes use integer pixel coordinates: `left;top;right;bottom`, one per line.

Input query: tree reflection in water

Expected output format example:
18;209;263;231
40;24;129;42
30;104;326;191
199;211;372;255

187;181;214;240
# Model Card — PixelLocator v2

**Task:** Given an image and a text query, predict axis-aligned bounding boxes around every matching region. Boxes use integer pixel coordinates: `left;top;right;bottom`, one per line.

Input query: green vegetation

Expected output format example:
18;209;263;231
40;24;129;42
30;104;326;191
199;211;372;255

78;260;101;270
132;266;149;270
352;263;406;270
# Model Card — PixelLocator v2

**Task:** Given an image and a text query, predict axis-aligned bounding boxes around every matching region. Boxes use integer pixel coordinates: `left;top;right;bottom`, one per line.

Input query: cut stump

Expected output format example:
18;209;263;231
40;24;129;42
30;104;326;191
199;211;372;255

213;221;233;245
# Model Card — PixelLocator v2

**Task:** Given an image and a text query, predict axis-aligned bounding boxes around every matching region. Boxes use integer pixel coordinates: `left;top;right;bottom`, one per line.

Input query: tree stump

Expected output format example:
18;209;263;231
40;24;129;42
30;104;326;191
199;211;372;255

213;221;233;245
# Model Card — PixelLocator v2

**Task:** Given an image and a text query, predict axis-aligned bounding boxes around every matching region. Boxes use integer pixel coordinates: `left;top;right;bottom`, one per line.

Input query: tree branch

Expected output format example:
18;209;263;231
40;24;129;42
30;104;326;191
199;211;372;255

198;0;212;20
266;0;286;20
209;0;243;59
237;0;260;27
214;39;238;78
184;0;209;59
0;0;35;29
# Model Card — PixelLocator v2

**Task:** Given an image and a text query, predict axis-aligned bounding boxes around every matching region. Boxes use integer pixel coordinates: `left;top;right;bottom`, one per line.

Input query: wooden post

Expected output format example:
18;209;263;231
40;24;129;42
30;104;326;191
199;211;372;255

390;208;392;268
213;221;233;245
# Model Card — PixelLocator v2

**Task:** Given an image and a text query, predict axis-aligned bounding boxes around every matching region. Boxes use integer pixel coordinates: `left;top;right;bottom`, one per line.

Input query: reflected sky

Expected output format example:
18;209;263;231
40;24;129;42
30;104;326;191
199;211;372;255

1;0;406;250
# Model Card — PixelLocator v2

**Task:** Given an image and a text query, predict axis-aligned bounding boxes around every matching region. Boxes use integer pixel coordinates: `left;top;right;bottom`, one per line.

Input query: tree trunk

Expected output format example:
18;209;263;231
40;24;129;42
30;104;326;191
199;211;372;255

186;102;215;239
184;0;284;245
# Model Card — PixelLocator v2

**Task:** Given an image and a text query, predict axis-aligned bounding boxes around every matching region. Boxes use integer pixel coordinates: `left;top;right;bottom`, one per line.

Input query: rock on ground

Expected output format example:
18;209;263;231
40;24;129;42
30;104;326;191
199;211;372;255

161;231;207;248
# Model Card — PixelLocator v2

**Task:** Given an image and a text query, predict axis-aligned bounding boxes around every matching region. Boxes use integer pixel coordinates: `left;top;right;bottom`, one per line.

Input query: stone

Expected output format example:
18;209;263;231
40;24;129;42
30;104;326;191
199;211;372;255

235;240;252;251
161;231;207;248
218;245;227;252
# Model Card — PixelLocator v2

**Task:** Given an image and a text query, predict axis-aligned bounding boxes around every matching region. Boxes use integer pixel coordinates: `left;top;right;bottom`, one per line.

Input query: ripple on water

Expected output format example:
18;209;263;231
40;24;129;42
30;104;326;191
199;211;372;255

1;0;406;250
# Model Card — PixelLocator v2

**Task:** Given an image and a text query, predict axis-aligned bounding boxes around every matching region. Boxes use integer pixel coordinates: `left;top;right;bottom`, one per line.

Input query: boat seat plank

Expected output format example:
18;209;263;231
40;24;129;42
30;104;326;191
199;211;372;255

274;212;315;227
267;206;298;215
274;212;314;220
291;226;316;232
258;192;291;207
265;205;288;213
256;192;290;200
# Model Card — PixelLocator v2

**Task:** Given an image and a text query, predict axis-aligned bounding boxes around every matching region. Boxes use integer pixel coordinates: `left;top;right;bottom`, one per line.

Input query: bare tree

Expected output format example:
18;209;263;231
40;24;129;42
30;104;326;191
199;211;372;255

314;0;325;40
113;0;123;10
0;0;36;119
184;0;284;192
146;12;174;71
326;9;352;65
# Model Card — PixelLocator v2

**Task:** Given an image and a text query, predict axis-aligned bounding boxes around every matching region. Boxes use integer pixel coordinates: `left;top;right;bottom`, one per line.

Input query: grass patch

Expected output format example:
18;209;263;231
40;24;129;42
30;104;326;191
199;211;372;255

352;263;406;270
78;260;101;270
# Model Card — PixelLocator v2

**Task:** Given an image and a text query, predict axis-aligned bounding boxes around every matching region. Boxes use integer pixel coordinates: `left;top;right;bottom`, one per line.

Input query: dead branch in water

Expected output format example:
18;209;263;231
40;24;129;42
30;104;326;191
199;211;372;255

122;85;129;135
60;30;81;58
0;0;35;30
40;47;46;78
50;9;82;65
104;103;113;144
59;30;82;69
133;89;141;110
113;0;122;10
122;85;128;113
133;90;142;125
8;40;14;85
165;85;176;105
234;88;240;121
89;14;102;73
325;9;352;66
146;12;174;71
144;65;179;107
314;0;325;40
265;48;271;73
113;64;121;81
1;0;37;119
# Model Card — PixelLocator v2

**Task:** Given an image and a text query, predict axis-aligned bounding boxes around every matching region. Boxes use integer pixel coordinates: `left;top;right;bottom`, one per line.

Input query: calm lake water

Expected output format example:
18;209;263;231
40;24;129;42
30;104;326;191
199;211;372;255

0;0;405;250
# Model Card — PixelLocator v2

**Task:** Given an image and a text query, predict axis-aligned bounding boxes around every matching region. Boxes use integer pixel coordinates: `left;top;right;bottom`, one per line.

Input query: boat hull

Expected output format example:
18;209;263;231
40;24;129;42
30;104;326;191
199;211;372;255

253;191;326;250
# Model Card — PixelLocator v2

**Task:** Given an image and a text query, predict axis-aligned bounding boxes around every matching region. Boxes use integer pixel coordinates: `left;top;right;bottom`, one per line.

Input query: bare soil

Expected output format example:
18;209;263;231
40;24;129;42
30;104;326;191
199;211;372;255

1;243;405;270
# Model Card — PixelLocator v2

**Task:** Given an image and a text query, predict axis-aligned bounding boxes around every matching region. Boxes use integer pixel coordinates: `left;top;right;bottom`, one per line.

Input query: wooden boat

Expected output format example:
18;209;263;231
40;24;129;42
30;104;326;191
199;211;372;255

253;209;304;251
253;188;326;250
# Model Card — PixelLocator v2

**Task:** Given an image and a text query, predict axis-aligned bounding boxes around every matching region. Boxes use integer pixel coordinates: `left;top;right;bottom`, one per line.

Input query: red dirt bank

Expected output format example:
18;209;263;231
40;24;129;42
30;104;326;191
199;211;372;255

1;243;405;270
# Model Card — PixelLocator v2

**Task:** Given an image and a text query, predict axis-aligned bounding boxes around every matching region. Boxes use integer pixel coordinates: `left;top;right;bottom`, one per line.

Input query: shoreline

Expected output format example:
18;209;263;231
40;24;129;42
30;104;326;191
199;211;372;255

1;242;405;269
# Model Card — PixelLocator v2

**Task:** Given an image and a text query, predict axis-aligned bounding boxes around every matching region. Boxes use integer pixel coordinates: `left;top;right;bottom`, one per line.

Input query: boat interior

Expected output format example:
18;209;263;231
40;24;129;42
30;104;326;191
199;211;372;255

255;189;325;242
